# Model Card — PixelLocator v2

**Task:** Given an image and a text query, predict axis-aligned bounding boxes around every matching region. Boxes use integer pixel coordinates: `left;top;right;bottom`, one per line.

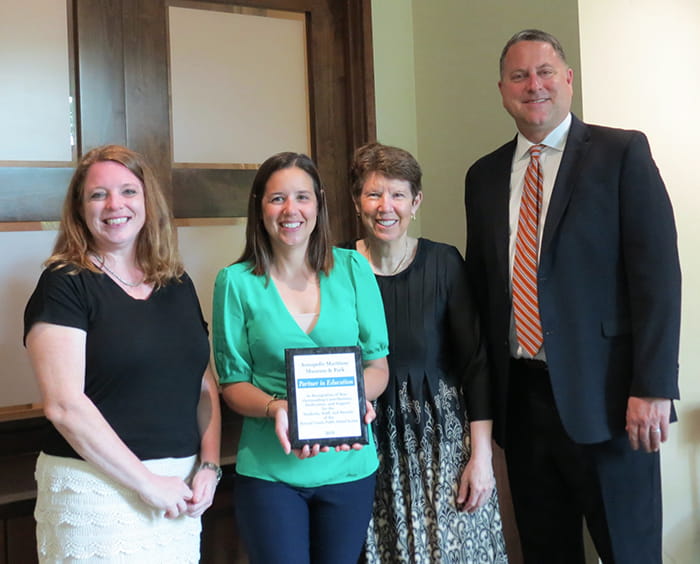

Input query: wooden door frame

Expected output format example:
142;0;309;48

2;0;375;243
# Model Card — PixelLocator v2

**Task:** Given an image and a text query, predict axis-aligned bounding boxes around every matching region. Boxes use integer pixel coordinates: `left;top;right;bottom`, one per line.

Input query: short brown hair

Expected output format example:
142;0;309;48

349;142;422;201
237;152;333;276
47;144;183;287
499;29;568;77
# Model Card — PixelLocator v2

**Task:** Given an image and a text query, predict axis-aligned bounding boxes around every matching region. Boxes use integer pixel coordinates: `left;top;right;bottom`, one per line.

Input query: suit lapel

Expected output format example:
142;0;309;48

492;139;517;284
541;115;590;255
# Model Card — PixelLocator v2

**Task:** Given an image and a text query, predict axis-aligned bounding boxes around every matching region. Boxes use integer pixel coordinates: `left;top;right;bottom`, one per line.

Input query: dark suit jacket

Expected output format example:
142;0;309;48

464;114;681;446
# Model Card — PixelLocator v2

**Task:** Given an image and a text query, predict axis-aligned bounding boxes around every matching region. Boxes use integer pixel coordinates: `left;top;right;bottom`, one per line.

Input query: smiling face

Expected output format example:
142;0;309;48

262;166;318;252
498;40;574;142
357;172;422;243
82;160;146;254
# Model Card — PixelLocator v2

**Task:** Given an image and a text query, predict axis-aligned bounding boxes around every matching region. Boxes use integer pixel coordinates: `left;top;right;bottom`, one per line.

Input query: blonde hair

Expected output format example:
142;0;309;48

47;145;184;287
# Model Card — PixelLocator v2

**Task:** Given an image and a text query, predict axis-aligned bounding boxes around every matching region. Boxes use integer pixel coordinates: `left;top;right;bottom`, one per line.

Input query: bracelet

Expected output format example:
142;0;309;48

265;394;281;417
199;461;222;484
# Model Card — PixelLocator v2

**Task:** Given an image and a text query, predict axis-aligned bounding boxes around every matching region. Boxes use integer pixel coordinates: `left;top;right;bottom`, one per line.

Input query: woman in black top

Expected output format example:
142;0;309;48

346;143;508;563
24;145;221;563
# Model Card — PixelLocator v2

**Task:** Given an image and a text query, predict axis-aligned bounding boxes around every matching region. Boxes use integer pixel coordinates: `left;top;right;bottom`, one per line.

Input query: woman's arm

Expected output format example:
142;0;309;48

27;322;194;518
222;381;319;459
186;364;222;517
332;356;389;453
362;356;389;402
457;419;495;513
220;381;273;418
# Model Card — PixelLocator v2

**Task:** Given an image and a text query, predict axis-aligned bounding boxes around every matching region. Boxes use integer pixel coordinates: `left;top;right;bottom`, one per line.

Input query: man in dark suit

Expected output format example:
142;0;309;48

464;29;681;563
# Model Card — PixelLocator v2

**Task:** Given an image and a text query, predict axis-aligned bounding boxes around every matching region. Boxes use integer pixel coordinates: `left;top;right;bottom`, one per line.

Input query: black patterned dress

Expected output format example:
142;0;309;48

350;239;507;564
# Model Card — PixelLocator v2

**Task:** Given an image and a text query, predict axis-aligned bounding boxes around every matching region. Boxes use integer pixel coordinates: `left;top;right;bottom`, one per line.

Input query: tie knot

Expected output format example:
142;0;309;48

529;144;545;160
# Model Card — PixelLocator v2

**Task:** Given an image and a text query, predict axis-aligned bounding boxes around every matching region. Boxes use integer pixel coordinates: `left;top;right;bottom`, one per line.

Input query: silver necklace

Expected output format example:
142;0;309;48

94;255;144;287
369;238;411;276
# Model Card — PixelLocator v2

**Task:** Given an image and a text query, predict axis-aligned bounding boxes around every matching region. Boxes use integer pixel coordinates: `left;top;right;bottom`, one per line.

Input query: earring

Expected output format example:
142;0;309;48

411;213;416;221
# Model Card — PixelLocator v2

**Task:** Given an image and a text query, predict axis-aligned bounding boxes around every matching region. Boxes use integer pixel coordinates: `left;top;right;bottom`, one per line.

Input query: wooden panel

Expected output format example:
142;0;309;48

346;0;376;150
200;469;248;563
0;417;55;458
338;0;376;242
3;0;375;246
306;1;356;243
0;168;74;222
123;0;172;196
6;515;38;564
0;519;6;564
172;169;256;217
493;443;524;564
76;0;127;151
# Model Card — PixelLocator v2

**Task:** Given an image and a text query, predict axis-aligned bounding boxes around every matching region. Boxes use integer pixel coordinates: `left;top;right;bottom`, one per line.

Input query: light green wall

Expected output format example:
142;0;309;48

371;0;418;156
372;0;581;251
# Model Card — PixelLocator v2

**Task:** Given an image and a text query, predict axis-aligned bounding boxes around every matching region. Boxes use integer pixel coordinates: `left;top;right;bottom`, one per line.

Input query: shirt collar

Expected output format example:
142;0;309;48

515;113;572;161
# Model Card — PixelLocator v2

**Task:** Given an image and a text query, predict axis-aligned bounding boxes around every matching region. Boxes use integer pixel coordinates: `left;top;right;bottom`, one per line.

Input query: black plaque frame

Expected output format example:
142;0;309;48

285;345;367;449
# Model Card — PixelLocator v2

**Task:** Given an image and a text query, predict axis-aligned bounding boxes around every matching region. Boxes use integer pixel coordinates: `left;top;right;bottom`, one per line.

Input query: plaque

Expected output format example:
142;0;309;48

285;346;368;449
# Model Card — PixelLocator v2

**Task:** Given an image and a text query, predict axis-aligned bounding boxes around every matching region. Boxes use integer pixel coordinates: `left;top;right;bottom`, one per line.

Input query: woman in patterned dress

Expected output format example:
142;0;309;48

346;143;508;563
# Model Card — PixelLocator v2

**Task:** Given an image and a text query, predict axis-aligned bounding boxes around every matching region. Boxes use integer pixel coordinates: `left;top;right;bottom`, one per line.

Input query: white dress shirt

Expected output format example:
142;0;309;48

508;113;572;359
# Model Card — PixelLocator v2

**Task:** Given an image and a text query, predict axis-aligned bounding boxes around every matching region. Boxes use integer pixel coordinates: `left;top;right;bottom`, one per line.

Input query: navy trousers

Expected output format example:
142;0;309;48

233;472;376;564
506;359;662;564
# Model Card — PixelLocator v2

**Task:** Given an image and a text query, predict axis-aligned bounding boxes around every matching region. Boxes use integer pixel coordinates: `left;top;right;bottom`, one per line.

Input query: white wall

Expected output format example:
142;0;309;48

177;224;246;329
0;224;245;407
578;2;700;561
0;230;55;405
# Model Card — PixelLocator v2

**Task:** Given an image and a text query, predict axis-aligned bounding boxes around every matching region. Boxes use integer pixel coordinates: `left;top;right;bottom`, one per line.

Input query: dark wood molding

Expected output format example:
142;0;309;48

123;0;173;200
1;0;376;245
76;0;127;151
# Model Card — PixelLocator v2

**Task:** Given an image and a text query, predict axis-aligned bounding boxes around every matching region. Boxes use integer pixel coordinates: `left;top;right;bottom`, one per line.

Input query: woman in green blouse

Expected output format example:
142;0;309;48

212;152;389;564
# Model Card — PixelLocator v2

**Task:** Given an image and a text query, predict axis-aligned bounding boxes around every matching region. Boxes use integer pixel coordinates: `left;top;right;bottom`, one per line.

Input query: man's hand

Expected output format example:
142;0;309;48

625;397;671;452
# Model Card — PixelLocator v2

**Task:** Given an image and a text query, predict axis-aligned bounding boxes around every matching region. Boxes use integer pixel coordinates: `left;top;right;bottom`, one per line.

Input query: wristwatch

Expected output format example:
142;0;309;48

199;461;222;484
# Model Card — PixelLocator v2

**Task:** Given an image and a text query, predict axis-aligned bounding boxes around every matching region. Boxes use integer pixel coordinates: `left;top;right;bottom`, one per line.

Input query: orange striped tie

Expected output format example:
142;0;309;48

513;144;545;356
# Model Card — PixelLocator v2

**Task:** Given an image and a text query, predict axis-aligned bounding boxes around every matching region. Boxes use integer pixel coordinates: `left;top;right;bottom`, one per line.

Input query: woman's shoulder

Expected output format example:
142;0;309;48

168;271;199;295
215;260;254;281
419;238;464;263
35;262;98;290
332;245;363;264
214;261;268;300
331;246;371;273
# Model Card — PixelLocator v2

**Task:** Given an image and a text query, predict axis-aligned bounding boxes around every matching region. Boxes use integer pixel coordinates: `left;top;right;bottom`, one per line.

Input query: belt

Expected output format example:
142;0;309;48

511;357;548;372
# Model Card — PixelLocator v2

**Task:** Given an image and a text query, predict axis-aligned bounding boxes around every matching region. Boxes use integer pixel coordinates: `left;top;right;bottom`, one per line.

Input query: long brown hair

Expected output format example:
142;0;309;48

237;152;333;276
47;144;184;287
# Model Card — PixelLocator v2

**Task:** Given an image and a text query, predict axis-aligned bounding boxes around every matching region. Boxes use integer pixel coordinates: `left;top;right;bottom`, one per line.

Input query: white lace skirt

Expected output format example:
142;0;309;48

34;452;201;563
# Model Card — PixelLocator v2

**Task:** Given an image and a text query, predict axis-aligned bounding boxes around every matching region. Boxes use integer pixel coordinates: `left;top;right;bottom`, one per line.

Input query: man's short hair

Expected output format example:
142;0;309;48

499;29;568;77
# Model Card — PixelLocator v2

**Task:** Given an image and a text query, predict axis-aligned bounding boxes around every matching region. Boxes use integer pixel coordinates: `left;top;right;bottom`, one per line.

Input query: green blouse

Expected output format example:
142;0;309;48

212;247;389;487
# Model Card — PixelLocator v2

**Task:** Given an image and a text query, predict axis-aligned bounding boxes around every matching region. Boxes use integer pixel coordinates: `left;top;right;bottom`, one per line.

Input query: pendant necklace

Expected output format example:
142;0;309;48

94;255;144;287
